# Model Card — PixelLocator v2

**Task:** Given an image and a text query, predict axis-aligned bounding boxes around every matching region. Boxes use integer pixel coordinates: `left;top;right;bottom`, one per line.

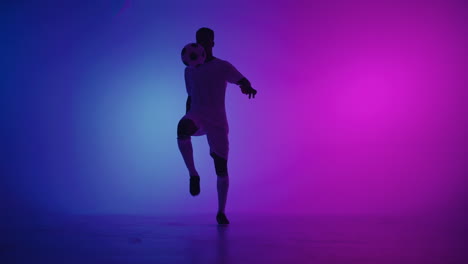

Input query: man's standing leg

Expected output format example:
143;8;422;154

177;118;200;196
207;129;230;224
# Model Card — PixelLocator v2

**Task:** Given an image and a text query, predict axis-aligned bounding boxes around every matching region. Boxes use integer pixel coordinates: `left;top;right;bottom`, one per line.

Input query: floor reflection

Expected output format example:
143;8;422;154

1;214;466;264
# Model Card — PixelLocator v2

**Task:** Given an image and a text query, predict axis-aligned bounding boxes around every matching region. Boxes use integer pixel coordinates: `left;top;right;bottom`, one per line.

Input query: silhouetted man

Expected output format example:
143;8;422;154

177;27;257;224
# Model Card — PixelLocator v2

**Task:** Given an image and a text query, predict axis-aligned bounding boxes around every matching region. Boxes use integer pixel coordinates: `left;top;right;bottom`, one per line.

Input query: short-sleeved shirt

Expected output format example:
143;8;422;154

184;57;244;129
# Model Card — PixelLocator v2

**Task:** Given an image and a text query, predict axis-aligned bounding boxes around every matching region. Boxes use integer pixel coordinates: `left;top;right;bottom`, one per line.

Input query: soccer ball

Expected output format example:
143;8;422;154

181;43;206;67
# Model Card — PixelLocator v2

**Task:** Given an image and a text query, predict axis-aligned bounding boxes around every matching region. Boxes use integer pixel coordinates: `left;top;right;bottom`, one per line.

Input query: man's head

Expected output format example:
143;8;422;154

196;27;215;52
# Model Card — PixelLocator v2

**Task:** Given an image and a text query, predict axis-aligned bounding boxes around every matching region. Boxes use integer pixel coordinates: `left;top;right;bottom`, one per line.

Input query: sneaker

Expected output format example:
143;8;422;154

189;176;200;196
216;212;230;225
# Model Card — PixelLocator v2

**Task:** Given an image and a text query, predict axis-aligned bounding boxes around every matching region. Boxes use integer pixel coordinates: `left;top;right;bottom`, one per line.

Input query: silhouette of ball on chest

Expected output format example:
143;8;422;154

181;43;206;67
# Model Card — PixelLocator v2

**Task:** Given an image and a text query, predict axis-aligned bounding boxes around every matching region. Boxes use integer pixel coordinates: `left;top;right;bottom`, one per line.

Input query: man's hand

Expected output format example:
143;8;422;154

237;77;257;99
240;85;257;99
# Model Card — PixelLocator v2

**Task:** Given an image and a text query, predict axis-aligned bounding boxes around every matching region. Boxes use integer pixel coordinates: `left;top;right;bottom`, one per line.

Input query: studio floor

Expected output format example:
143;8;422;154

2;214;466;264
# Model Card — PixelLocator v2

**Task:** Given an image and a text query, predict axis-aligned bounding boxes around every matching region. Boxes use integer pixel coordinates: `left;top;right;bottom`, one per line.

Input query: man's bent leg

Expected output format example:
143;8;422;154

177;118;202;196
177;118;199;176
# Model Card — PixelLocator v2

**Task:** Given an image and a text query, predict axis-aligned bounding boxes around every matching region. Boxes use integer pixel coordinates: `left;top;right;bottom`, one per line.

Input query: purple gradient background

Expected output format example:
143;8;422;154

2;0;467;221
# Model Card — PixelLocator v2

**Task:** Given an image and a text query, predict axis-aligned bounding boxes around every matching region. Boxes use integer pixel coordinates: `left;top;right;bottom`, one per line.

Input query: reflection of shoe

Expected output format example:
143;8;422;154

189;176;200;196
216;212;230;225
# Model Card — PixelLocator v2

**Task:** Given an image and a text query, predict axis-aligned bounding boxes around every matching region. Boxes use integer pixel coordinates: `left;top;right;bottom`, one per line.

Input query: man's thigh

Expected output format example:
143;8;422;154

177;113;207;138
206;127;229;160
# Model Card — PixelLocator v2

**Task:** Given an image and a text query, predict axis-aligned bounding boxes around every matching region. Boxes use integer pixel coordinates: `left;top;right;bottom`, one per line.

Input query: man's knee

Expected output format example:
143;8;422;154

177;118;198;139
210;152;228;177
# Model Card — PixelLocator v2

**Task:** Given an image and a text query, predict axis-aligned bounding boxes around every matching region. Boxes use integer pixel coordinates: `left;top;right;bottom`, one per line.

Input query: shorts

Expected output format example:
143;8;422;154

180;111;229;160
